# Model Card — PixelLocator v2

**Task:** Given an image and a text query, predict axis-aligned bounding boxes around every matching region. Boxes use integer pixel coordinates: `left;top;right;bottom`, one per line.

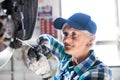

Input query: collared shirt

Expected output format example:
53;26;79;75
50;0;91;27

39;34;112;80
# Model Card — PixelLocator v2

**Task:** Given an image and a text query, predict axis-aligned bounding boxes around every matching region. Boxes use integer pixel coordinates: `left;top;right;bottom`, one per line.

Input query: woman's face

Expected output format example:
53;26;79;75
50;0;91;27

62;24;95;58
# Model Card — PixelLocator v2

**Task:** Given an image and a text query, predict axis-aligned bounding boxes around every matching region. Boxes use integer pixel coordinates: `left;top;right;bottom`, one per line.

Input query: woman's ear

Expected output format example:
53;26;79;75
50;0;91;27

86;35;95;47
90;35;95;42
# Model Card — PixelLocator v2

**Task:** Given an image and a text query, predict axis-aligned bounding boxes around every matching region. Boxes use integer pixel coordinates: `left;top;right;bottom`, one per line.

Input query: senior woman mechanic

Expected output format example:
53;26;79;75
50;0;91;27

28;13;112;80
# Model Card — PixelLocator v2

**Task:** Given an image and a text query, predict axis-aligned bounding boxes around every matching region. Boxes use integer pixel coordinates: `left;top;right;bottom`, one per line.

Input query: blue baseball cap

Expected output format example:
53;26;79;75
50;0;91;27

53;13;97;34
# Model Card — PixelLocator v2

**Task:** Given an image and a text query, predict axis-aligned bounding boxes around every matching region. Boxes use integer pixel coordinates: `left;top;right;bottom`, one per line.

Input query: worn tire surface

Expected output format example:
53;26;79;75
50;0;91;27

15;0;38;40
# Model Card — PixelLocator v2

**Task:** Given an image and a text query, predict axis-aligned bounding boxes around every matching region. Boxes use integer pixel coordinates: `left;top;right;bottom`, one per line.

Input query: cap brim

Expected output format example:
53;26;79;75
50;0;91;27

53;18;67;29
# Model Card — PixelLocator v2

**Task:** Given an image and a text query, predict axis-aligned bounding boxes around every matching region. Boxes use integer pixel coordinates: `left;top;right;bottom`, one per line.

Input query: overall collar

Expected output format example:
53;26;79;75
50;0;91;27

73;50;97;76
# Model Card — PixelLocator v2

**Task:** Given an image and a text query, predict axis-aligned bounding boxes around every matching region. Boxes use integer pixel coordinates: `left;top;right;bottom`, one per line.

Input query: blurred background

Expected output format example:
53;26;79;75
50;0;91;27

0;0;120;80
